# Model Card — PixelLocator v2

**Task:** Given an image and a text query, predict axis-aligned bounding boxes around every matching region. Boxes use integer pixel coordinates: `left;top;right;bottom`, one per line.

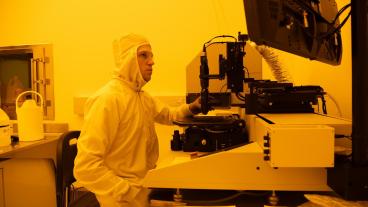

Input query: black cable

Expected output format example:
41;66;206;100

236;93;245;101
237;92;245;99
319;4;351;39
203;35;237;52
204;35;237;46
205;41;230;49
321;96;327;114
331;3;351;24
288;2;351;40
243;66;250;78
219;83;228;92
320;11;351;39
294;0;351;26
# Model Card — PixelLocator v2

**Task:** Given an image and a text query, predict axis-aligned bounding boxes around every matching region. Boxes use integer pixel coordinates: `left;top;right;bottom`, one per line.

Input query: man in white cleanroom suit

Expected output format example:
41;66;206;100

73;34;201;207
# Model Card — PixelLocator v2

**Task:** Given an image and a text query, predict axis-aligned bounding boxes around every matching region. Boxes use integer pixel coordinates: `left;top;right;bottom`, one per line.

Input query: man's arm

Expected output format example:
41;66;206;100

152;96;201;125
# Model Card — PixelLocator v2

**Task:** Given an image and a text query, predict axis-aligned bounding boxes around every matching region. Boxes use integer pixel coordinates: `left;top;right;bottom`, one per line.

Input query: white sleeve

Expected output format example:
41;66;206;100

73;94;141;203
151;96;194;125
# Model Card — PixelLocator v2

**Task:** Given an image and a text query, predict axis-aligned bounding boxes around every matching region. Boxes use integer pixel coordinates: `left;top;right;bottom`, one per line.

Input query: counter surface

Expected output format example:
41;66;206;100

0;134;59;158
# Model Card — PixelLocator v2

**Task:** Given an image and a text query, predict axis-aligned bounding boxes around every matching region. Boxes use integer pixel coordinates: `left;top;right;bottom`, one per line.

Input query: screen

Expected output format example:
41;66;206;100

243;0;342;65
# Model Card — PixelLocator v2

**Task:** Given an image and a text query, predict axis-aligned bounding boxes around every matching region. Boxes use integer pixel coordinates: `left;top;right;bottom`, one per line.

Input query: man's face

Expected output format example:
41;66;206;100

137;44;154;82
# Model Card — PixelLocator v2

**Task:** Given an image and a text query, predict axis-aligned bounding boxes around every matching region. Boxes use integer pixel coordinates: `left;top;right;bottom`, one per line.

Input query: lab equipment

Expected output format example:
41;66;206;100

144;0;368;202
171;114;247;152
245;80;326;114
145;113;349;190
199;36;247;115
242;0;368;199
16;90;44;141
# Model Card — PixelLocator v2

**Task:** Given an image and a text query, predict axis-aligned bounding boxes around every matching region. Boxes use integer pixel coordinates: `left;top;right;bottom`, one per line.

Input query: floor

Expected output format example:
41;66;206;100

71;188;368;206
149;189;313;206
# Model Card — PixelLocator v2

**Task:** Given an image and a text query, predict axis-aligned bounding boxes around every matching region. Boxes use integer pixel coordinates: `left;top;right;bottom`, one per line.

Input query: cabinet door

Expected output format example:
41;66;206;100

0;168;4;207
31;45;54;120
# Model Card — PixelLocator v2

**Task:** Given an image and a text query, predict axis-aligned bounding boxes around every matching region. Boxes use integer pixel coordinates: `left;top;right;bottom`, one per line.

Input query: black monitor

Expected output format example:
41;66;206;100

244;0;342;65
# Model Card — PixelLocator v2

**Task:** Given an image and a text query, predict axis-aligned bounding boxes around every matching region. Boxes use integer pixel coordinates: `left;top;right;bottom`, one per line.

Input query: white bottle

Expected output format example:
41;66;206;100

16;91;44;141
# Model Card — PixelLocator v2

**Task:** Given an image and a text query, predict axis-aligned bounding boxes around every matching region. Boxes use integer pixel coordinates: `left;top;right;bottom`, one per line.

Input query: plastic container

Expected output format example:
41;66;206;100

16;91;44;141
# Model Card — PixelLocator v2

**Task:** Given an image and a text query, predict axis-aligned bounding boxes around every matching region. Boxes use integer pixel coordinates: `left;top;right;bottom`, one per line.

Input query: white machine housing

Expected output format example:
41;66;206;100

248;113;337;168
143;113;351;191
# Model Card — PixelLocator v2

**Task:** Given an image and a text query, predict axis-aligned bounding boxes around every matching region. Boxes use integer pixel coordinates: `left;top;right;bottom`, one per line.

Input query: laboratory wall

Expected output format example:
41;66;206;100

0;0;246;128
0;0;351;131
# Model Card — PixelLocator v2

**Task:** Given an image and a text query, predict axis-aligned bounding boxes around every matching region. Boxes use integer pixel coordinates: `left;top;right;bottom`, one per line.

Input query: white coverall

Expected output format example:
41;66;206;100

74;34;193;207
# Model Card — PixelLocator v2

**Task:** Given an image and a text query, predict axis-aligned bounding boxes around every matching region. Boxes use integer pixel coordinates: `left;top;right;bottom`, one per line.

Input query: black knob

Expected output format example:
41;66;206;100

171;130;182;151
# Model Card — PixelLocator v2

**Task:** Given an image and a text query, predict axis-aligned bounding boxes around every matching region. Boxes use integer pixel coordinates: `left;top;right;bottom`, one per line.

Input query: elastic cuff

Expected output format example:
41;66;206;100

184;104;195;116
119;184;141;203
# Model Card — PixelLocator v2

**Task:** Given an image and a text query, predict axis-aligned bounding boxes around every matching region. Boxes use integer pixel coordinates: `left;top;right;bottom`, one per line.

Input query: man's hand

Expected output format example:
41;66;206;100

189;97;202;114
